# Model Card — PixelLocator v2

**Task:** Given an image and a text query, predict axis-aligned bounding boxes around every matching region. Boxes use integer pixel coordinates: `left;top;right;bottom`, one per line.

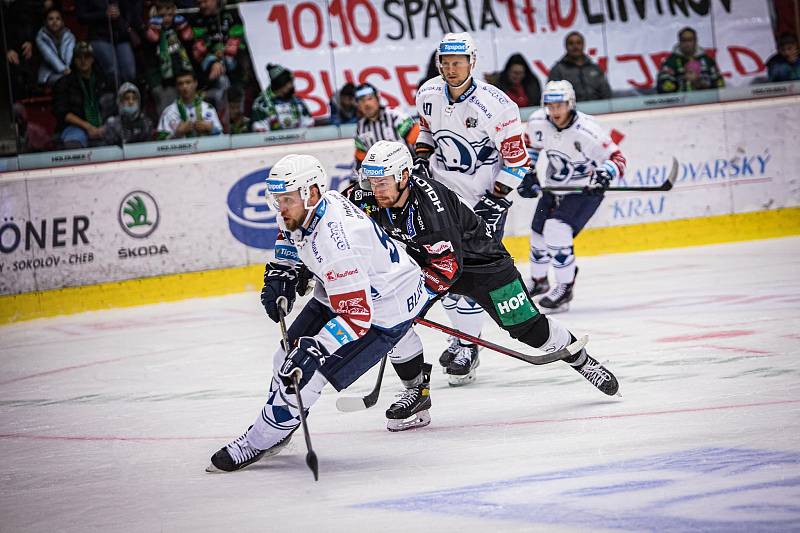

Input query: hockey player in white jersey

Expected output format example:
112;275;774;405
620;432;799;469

519;80;627;312
415;32;531;381
206;154;431;473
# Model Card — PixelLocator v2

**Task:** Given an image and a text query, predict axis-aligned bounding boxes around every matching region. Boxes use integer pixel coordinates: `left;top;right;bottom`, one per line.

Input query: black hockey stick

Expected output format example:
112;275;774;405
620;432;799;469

276;296;319;481
335;355;387;412
544;157;679;193
415;317;587;366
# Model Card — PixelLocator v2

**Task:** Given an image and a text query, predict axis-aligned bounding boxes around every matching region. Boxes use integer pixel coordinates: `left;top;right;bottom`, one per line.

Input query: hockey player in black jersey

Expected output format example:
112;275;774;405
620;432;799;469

347;140;619;405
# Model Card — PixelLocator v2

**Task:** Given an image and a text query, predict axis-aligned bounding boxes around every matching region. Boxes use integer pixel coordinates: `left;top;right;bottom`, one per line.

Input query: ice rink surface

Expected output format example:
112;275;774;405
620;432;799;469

1;237;799;533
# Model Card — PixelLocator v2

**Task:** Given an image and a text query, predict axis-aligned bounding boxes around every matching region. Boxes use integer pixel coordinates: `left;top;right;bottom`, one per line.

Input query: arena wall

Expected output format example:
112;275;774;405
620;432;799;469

2;96;799;323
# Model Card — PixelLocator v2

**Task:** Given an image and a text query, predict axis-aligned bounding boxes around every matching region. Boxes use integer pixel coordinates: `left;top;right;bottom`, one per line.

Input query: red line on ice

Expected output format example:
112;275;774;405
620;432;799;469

656;330;754;342
1;398;798;442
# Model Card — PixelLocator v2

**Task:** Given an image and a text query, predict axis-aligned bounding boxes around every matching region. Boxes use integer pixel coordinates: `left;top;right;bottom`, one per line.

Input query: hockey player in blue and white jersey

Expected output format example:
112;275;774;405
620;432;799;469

415;32;531;381
520;80;627;313
206;154;431;472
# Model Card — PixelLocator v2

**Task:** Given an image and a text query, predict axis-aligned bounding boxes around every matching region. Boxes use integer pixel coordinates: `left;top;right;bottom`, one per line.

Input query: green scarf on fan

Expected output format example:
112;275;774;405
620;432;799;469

177;96;204;137
79;73;101;127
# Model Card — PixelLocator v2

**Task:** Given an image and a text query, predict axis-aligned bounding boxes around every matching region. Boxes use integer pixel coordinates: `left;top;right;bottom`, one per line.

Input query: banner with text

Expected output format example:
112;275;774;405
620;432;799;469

240;0;774;117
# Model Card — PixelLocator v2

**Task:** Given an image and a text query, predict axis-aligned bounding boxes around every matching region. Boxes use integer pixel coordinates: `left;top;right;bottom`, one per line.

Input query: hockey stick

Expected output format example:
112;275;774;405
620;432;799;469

276;296;319;482
335;355;387;412
544;157;679;193
414;317;587;365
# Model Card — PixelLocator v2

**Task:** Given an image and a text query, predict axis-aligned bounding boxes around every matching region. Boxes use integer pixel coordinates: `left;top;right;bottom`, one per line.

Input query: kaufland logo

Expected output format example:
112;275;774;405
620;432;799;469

361;166;384;176
498;292;527;315
440;42;467;53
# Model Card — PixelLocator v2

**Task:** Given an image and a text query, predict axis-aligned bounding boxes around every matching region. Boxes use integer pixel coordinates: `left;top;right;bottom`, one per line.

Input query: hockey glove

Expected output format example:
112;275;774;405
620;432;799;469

584;168;612;196
261;263;298;323
516;168;542;198
473;192;513;239
295;264;315;297
278;336;328;393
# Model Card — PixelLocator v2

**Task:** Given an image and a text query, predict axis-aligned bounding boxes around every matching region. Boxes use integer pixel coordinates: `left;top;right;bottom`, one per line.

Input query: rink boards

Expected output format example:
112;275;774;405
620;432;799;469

1;96;799;323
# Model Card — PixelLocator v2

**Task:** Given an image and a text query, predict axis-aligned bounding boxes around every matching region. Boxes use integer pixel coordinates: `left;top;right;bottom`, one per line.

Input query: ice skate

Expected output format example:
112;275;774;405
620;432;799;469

439;335;460;374
539;280;574;313
446;343;480;386
386;363;432;431
526;275;550;297
206;426;296;473
567;349;619;396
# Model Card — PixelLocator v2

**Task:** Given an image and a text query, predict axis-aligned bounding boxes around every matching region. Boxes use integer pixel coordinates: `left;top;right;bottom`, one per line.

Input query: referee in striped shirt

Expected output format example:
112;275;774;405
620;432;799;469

353;83;419;177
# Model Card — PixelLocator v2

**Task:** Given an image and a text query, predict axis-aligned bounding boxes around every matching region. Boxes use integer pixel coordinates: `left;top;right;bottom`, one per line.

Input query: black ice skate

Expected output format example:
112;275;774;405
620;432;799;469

539;281;575;313
386;363;432;432
439;335;460;373
567;349;619;396
205;426;296;473
446;343;480;386
526;276;550;297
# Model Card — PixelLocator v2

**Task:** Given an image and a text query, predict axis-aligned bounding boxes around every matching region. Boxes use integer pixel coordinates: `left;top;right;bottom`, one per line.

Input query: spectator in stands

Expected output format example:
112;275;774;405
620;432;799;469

657;27;724;93
104;82;153;144
352;82;417;175
329;82;358;125
190;0;250;126
548;31;611;102
76;0;142;84
4;0;45;99
251;63;314;131
227;85;250;134
157;69;222;139
496;53;541;109
36;6;76;86
143;0;194;117
53;42;114;148
767;33;800;82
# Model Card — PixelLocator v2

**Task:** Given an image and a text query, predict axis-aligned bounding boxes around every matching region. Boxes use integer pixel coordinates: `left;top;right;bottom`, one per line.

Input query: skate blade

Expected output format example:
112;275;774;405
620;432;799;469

447;370;477;387
386;410;431;432
205;463;224;473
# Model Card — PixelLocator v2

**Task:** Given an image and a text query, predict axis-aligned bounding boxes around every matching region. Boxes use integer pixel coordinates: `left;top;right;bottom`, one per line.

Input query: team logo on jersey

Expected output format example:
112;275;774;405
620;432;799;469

433;130;494;175
465;117;478;128
546;149;592;183
500;136;527;164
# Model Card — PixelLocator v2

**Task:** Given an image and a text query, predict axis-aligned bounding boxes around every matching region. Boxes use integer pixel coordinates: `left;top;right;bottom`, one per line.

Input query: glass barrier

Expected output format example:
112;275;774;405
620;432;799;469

1;0;796;173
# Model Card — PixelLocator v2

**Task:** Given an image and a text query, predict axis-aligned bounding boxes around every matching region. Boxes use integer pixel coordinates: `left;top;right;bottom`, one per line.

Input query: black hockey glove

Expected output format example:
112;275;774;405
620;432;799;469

516;168;542;198
584;168;612;196
278;336;329;393
261;263;298;323
295;264;314;296
473;191;513;239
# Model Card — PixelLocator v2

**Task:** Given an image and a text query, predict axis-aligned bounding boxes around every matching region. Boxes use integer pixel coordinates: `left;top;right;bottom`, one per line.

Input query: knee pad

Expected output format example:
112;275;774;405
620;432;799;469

529;230;549;265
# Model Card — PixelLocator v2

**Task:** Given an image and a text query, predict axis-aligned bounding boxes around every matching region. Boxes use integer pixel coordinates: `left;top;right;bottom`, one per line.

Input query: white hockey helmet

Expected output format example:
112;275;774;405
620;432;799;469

266;154;328;209
359;140;413;191
436;32;477;71
541;80;576;114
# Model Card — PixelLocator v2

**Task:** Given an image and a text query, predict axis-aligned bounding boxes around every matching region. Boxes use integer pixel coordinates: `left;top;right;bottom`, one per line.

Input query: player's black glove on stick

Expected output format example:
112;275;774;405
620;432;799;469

584;168;612;196
279;337;328;393
261;264;298;323
516;168;542;198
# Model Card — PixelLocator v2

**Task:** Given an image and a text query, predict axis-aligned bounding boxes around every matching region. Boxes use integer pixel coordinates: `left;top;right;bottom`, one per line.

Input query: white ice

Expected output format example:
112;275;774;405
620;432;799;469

1;237;799;533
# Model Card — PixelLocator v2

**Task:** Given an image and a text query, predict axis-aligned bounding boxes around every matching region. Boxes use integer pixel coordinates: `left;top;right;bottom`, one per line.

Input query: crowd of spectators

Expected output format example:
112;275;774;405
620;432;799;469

2;0;798;155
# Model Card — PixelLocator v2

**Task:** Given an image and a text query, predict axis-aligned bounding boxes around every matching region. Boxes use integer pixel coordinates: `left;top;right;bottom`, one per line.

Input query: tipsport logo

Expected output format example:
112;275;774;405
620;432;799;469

227;168;280;249
440;42;467;53
361;165;385;177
